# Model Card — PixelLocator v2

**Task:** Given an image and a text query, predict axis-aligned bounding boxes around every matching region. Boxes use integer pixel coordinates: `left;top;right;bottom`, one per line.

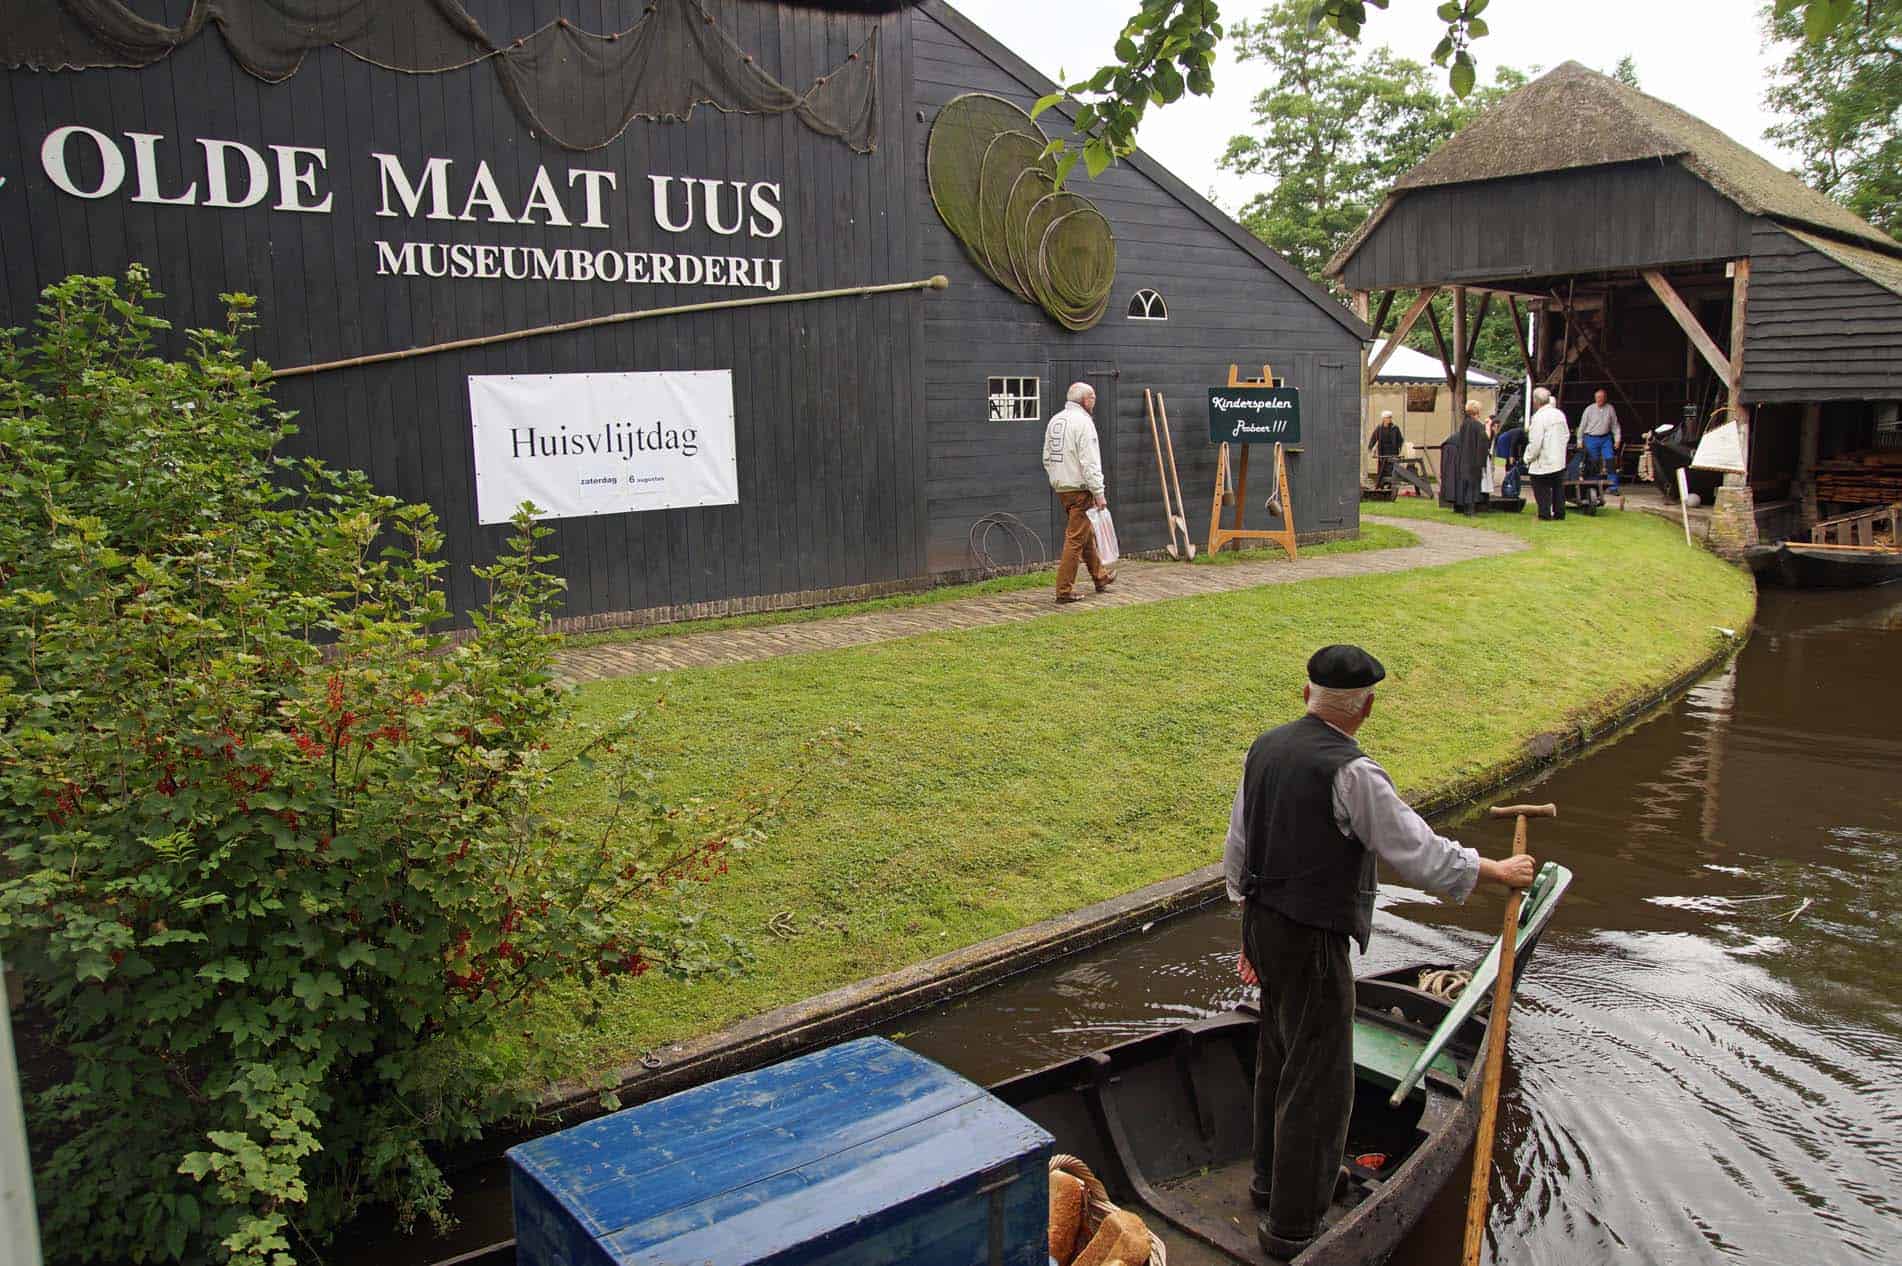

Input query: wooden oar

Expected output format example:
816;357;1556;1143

1463;802;1556;1266
1156;394;1196;558
1144;390;1183;559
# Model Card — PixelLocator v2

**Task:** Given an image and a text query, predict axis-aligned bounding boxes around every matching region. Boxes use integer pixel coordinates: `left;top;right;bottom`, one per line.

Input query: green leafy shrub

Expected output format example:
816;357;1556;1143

0;271;841;1264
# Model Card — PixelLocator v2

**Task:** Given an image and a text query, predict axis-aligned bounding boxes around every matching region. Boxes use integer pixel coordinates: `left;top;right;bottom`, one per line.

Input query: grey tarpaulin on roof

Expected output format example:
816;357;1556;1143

2;0;882;153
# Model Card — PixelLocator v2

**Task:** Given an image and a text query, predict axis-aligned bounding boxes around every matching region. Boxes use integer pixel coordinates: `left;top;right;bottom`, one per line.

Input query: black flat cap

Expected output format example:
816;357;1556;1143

1308;644;1385;689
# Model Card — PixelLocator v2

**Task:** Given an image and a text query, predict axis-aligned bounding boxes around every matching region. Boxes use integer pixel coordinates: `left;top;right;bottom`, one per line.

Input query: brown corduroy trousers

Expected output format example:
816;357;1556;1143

1055;490;1109;597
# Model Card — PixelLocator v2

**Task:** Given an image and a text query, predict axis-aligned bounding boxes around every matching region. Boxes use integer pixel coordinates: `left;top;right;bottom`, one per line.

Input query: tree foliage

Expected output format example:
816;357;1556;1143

1050;0;1881;166
1763;0;1901;239
0;272;845;1264
1218;3;1527;371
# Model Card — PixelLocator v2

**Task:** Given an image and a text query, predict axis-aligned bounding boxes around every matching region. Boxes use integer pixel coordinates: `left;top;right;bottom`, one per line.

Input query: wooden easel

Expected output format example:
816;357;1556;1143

1208;364;1298;559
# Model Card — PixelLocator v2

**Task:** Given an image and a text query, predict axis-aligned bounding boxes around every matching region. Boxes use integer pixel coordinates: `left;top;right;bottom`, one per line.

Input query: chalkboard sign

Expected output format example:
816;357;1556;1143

1209;386;1301;444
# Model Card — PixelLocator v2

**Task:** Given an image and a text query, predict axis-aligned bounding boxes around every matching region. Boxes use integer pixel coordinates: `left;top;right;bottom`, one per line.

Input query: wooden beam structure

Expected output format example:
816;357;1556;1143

1370;289;1395;340
1366;288;1438;381
1727;257;1751;463
1506;297;1536;383
1464;291;1493;370
1424;300;1457;391
1452;286;1470;420
1643;268;1732;383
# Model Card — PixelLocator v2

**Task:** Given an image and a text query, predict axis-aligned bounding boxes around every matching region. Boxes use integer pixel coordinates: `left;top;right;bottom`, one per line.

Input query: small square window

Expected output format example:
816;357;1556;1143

987;376;1041;422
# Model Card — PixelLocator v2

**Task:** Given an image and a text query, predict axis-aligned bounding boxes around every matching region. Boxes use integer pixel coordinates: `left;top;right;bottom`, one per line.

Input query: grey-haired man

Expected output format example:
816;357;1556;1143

1225;645;1536;1260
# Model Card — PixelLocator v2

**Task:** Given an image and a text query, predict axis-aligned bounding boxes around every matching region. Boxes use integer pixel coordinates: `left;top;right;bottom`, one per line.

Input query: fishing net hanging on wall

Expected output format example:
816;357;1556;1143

2;0;881;153
927;93;1117;332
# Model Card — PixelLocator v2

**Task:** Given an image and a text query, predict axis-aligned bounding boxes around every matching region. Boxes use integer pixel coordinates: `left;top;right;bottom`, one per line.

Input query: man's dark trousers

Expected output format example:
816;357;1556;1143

1531;470;1566;520
1244;904;1355;1253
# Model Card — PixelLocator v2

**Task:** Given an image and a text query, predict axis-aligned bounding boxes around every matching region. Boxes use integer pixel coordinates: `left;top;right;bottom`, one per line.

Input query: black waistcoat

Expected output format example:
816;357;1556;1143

1241;714;1377;951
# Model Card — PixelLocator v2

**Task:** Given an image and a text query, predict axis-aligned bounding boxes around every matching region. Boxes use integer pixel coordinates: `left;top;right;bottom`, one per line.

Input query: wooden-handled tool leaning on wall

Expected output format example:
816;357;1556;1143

1463;802;1558;1266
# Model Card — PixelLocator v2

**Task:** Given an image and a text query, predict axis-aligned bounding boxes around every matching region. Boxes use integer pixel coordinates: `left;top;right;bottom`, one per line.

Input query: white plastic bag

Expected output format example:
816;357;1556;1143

1086;506;1120;566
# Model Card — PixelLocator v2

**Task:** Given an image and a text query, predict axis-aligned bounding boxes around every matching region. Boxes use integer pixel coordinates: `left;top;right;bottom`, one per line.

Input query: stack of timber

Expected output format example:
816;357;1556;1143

1814;449;1902;506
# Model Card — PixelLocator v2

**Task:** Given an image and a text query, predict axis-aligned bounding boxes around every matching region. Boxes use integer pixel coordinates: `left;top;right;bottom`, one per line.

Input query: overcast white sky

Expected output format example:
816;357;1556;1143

949;0;1798;214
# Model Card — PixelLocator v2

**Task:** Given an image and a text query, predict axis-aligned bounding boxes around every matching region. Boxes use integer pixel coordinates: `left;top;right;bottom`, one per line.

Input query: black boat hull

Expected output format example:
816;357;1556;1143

1760;544;1902;589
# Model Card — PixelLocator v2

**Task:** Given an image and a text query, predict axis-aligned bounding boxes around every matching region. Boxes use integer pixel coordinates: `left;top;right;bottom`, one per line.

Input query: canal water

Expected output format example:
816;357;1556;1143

891;585;1902;1264
351;586;1900;1264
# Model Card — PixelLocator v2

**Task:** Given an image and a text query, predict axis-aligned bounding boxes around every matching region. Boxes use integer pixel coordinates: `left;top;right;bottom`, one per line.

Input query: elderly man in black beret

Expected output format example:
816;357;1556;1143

1223;644;1537;1261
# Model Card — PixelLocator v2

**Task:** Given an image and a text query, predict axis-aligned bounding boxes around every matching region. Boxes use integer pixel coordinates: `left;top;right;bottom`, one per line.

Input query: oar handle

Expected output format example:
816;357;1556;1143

1489;803;1558;819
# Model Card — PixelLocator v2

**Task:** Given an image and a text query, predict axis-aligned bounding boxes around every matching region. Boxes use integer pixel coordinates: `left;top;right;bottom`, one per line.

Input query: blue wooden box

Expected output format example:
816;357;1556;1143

507;1037;1054;1266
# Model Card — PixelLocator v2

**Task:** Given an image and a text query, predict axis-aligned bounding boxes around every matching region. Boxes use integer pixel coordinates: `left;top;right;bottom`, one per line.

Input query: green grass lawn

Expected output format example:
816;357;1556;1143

559;525;1418;649
521;503;1755;1082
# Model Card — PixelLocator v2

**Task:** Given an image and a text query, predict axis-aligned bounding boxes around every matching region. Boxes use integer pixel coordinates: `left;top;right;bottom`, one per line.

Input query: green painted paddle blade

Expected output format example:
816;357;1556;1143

1386;862;1573;1107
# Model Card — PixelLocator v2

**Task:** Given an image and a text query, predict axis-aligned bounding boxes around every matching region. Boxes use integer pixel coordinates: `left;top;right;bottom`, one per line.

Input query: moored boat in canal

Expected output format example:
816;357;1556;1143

1755;502;1902;589
422;862;1572;1266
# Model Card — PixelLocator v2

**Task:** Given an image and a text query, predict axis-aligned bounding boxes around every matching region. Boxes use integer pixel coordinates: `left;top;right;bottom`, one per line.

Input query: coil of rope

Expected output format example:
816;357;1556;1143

968;512;1047;576
1417;968;1472;1000
1047;1153;1166;1266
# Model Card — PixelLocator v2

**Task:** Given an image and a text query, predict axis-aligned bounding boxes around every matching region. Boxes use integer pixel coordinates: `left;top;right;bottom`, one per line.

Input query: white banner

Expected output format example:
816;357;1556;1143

468;370;738;524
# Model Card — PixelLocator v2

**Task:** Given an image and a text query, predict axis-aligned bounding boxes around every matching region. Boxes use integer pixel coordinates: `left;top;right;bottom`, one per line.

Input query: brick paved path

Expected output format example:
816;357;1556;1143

557;514;1524;683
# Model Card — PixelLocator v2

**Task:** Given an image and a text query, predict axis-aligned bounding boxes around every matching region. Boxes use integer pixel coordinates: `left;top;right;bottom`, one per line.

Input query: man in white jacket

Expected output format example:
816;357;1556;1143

1041;382;1115;603
1523;386;1571;521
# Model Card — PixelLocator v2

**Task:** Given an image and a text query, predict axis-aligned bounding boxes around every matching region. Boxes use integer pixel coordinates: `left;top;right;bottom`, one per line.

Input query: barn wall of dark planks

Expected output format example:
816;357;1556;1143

0;0;1366;626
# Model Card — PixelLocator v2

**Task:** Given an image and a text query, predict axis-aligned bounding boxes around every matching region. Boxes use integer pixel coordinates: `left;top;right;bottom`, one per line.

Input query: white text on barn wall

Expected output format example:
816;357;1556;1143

31;125;789;292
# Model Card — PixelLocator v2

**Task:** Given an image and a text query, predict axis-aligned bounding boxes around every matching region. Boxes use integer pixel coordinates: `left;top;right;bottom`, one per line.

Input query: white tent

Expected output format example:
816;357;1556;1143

1368;338;1500;385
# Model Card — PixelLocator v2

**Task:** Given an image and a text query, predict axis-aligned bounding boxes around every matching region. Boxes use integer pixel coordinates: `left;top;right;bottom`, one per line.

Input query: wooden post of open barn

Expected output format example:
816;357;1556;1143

1796;403;1822;528
1452;287;1470;423
1715;257;1759;551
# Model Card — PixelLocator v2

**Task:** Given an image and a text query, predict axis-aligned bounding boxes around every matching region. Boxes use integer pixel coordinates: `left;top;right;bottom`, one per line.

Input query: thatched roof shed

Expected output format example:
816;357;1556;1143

1330;61;1902;549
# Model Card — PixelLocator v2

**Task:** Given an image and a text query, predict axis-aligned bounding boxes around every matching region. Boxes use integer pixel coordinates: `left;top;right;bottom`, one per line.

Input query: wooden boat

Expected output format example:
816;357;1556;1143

1759;541;1902;588
1758;503;1902;589
425;864;1572;1266
993;863;1571;1266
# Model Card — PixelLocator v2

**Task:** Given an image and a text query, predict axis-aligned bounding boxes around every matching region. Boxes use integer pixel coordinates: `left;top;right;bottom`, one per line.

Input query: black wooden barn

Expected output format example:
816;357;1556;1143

1328;61;1902;551
0;0;1368;628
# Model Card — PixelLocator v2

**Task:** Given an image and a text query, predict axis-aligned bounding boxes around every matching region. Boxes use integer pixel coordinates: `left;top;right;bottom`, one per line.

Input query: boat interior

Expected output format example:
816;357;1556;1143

993;864;1573;1264
991;966;1481;1265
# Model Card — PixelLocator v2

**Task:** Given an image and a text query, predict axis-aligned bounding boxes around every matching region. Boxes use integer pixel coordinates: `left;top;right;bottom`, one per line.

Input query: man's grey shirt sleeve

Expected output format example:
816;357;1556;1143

1223;779;1247;903
1332;758;1479;902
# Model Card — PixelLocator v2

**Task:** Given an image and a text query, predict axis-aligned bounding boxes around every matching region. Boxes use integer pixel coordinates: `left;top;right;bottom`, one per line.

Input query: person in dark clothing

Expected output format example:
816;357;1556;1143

1443;400;1490;515
1494;416;1527;497
1224;646;1537;1261
1366;411;1404;489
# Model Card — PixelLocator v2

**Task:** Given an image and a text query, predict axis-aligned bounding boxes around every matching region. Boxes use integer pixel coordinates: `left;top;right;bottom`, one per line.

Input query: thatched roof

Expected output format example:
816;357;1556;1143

1327;61;1898;276
1786;227;1902;299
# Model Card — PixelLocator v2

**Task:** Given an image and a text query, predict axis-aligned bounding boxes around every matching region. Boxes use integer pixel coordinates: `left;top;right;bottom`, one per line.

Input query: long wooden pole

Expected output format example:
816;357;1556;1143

1144;390;1183;559
268;274;952;379
1157;394;1195;559
1463;803;1554;1266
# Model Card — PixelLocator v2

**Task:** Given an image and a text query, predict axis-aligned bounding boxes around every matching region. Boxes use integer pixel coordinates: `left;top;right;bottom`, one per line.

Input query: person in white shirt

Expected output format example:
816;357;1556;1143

1041;382;1114;603
1578;389;1622;492
1523;386;1572;521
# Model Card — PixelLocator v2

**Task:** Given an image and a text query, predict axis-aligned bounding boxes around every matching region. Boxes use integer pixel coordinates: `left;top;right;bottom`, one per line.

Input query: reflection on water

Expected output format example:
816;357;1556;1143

892;587;1902;1264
